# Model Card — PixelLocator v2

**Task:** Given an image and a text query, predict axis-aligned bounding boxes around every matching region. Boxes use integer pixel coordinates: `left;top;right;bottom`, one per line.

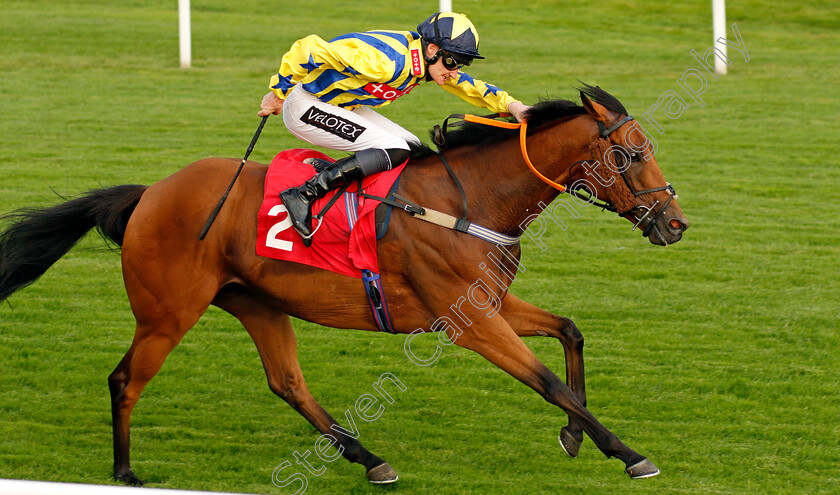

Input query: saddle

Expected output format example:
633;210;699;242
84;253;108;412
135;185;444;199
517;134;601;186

256;149;406;278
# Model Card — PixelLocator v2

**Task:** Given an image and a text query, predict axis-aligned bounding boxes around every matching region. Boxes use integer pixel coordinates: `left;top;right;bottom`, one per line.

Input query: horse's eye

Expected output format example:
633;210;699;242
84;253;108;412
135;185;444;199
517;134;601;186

630;152;641;162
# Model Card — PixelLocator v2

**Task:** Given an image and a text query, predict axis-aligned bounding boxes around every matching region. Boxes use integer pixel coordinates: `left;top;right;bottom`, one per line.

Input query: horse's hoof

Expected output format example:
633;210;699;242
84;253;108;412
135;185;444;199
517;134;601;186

366;462;399;484
115;470;145;486
625;458;660;479
558;426;583;458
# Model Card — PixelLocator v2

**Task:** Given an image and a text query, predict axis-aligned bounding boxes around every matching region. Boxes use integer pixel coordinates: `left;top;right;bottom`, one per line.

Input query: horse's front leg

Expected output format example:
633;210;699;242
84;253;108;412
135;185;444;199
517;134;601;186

500;294;587;458
447;306;658;478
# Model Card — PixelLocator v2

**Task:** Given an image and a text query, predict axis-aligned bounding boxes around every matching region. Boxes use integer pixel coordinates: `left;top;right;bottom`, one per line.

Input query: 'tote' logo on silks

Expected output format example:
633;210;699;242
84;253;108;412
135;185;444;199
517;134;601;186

410;48;423;76
363;82;418;101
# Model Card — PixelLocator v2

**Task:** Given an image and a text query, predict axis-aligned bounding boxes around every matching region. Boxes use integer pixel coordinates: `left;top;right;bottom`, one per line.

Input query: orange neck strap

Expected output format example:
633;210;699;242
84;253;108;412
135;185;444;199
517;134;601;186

461;114;567;192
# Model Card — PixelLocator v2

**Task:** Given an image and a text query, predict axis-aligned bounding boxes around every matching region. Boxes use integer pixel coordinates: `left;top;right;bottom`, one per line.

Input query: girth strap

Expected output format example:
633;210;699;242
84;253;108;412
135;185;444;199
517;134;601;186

362;270;395;334
342;188;396;334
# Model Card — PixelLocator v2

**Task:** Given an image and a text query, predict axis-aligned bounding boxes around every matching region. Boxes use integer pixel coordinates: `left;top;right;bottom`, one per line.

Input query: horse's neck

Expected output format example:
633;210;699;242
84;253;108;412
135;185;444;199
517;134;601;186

446;119;590;236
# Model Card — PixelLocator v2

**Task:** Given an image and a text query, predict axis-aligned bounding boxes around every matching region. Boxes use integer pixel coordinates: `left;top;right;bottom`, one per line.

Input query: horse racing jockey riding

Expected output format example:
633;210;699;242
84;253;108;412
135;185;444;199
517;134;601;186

258;12;531;246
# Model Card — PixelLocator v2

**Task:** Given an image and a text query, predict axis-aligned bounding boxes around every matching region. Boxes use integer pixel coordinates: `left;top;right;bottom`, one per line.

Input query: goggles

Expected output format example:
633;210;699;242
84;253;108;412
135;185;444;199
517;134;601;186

440;51;472;71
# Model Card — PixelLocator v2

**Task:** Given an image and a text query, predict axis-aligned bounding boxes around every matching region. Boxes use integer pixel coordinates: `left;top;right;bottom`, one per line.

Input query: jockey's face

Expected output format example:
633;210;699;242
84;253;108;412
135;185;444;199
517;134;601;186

425;43;460;86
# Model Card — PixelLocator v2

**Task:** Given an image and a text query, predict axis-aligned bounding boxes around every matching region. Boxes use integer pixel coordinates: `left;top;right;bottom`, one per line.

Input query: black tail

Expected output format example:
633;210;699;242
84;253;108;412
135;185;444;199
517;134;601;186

0;185;147;302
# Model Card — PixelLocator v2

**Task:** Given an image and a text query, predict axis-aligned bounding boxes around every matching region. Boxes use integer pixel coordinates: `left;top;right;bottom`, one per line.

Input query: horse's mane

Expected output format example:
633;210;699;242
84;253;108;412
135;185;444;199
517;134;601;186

410;83;626;159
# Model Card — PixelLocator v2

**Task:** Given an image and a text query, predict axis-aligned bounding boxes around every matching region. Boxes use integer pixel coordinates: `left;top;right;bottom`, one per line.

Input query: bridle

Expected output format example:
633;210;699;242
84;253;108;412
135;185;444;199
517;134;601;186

433;112;678;237
568;115;678;237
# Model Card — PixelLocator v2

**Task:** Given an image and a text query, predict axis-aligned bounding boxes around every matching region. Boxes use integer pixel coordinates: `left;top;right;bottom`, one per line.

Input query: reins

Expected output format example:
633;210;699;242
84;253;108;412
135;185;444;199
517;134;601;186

434;114;567;192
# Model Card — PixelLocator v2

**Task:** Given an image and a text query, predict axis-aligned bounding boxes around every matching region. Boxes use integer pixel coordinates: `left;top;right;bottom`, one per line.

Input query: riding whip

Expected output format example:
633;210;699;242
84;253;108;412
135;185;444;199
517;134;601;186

199;115;268;240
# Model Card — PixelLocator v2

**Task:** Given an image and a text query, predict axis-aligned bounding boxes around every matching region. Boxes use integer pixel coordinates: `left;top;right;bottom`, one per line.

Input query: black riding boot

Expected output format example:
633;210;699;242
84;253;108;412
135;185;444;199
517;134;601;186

279;148;401;246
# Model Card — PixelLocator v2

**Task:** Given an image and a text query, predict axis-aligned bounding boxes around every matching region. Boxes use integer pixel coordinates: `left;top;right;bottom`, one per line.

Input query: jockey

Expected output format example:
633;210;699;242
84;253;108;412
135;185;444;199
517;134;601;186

258;12;530;246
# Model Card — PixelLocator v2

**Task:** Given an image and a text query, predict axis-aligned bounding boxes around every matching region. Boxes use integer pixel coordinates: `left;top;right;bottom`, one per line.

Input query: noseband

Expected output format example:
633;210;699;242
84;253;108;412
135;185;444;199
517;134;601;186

568;116;678;237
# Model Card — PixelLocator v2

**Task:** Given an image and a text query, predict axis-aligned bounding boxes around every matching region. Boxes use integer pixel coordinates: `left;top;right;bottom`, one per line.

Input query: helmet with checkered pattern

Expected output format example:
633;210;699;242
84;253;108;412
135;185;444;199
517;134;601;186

417;12;484;61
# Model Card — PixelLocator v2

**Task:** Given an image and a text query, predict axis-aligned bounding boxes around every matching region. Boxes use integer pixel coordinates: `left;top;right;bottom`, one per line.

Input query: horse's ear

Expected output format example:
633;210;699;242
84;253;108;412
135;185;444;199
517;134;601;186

580;91;610;123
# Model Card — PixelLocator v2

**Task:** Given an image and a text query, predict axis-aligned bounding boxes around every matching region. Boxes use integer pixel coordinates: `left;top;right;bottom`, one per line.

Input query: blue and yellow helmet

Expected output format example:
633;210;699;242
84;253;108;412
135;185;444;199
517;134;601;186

417;12;484;60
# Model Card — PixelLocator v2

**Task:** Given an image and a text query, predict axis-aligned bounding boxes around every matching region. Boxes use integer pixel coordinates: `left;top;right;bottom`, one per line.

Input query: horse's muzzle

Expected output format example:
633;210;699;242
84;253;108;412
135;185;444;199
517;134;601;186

646;215;689;246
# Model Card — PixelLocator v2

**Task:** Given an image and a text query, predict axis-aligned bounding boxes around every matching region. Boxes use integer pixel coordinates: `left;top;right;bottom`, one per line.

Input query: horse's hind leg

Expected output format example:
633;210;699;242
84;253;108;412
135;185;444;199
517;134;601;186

110;247;218;484
108;311;207;485
501;294;587;458
214;288;398;484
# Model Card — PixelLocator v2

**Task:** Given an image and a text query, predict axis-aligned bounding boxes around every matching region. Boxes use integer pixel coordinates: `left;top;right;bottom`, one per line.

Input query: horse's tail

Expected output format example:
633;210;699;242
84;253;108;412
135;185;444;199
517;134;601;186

0;185;148;302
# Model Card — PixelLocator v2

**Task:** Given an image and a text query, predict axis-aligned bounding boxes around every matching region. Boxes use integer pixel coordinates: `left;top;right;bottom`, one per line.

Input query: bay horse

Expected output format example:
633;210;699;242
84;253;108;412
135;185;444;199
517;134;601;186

0;85;688;486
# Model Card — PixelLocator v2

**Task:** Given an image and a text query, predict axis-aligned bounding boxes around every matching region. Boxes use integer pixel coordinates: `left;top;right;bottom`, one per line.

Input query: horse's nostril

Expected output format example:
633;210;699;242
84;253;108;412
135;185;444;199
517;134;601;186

669;219;684;231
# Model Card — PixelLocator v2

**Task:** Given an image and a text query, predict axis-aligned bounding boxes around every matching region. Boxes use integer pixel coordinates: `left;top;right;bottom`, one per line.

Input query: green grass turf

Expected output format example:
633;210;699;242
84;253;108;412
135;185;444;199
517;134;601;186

1;0;839;493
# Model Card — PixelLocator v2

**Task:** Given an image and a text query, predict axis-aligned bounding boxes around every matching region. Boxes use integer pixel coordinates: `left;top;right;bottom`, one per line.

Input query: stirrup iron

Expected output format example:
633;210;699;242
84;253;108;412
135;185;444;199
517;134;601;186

301;216;324;242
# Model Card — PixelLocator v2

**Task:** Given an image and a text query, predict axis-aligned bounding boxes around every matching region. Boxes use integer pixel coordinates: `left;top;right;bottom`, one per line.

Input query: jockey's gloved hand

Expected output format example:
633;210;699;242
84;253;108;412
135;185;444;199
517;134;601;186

507;101;530;122
258;92;284;117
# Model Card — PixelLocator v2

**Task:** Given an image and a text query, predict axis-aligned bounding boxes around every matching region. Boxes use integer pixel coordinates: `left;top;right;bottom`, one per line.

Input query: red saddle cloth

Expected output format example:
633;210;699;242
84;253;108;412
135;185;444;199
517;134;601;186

256;149;406;278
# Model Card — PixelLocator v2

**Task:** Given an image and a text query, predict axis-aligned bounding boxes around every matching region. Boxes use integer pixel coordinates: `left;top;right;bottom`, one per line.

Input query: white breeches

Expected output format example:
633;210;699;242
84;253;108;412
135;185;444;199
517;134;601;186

282;86;422;152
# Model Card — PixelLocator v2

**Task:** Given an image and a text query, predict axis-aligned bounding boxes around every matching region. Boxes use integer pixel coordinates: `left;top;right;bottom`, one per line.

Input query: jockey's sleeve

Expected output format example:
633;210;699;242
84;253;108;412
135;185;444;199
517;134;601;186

441;72;520;115
269;34;397;100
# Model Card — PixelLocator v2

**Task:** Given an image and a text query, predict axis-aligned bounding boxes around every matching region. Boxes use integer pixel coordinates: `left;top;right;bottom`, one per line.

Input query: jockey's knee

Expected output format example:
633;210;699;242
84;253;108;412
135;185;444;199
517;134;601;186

384;148;410;166
357;148;410;175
